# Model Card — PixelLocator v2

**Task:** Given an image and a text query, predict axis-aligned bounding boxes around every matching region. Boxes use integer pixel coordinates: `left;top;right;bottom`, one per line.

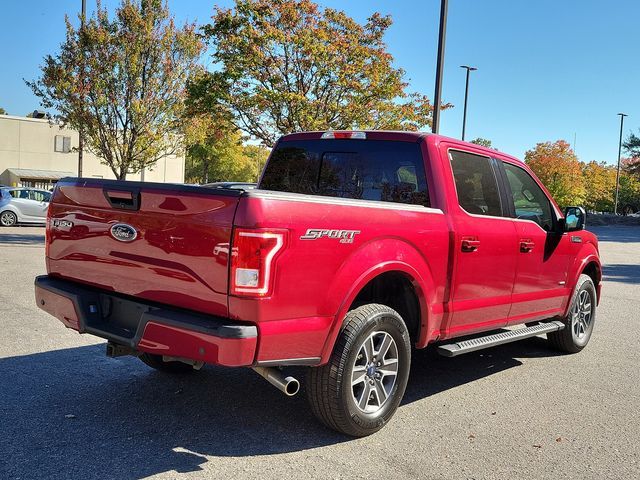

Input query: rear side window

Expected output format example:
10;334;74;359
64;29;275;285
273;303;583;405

29;190;51;202
260;140;430;206
9;189;29;199
450;150;502;216
502;162;554;230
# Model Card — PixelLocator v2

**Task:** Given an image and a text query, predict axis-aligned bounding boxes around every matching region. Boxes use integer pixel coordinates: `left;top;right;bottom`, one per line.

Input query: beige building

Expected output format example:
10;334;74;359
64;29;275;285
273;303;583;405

0;114;185;188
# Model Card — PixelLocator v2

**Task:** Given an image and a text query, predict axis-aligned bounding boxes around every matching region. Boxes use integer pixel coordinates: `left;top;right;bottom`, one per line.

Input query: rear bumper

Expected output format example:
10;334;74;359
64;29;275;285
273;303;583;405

34;275;257;367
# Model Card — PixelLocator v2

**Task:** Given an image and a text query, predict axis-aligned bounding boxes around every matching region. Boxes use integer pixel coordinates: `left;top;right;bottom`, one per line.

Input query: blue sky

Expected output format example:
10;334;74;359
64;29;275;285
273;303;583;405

1;0;638;164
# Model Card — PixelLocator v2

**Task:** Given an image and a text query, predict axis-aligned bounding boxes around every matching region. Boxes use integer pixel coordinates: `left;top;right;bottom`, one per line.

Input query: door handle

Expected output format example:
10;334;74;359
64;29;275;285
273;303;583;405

520;239;535;253
461;237;480;252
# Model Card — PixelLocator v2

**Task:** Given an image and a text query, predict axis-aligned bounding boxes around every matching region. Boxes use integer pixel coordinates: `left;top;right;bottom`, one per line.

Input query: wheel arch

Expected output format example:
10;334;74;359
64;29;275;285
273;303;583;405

318;239;441;364
565;244;602;313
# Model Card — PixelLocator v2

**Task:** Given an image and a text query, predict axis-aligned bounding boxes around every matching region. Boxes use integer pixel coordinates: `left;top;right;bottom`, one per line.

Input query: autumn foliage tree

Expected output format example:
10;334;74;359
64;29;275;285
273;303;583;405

525;140;585;207
191;0;440;147
28;0;203;179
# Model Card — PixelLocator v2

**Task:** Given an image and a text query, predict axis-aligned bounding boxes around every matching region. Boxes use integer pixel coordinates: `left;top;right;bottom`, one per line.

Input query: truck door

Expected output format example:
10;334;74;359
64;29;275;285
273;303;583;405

445;149;518;336
498;160;574;323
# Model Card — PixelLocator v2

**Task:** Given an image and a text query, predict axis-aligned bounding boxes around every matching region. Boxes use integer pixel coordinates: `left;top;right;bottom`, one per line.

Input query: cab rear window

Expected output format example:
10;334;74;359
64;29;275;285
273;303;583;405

260;140;430;206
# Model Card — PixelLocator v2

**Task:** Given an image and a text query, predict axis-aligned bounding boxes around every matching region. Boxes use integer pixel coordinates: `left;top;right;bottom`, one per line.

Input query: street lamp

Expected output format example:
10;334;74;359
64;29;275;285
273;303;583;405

431;0;448;134
460;65;477;141
614;112;628;215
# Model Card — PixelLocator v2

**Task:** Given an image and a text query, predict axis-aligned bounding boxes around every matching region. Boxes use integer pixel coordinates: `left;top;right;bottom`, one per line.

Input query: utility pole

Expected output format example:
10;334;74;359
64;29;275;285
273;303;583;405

78;0;86;178
460;65;477;141
431;0;448;134
614;112;628;215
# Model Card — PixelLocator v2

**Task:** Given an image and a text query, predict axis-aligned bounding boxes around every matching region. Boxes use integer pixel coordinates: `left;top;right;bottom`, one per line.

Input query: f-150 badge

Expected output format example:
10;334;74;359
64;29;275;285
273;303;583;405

300;229;360;244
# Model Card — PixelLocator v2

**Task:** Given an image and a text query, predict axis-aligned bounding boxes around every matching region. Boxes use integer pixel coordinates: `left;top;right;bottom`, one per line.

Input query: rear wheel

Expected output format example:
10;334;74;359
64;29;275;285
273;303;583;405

306;304;411;437
139;353;196;373
547;274;596;353
0;211;17;227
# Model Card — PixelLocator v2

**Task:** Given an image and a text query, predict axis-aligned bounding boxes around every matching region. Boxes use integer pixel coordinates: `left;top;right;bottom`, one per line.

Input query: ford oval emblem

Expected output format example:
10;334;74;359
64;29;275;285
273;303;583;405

110;223;137;242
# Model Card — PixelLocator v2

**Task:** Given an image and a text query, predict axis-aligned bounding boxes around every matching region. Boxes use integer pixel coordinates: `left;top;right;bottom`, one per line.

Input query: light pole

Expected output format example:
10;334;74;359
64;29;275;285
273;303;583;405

460;65;477;141
614;112;628;215
431;0;448;134
78;0;86;178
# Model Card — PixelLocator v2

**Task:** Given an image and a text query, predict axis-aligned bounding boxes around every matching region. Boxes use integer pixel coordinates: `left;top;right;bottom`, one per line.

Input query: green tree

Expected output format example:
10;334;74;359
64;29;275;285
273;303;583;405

612;162;640;211
185;124;265;184
0;107;6;115
243;144;270;181
28;0;203;179
192;0;444;147
525;140;586;207
581;161;616;212
470;137;492;148
623;130;640;176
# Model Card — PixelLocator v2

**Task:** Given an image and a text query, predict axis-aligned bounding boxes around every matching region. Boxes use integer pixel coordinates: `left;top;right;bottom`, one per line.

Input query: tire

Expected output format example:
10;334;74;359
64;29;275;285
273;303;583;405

547;274;596;353
0;211;17;227
306;304;411;437
139;353;195;373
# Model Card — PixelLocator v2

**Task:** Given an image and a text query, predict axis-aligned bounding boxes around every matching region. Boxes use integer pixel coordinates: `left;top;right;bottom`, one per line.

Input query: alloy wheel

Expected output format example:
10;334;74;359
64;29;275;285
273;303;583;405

351;331;399;414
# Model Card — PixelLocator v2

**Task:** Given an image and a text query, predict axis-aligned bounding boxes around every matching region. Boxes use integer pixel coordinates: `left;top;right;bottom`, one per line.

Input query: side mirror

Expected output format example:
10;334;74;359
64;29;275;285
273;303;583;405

563;206;585;232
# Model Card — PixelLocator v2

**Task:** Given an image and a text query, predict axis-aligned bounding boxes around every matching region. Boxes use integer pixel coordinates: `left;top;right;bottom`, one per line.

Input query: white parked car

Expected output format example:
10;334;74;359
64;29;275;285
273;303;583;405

0;187;51;226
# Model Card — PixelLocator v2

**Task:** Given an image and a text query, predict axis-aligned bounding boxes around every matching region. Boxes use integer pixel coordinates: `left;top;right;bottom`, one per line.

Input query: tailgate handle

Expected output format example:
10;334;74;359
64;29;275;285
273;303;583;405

103;188;141;211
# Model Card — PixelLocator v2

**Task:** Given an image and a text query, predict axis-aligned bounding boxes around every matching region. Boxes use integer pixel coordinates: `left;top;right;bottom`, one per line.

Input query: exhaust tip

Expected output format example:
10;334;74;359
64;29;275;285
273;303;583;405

284;377;300;396
253;366;300;396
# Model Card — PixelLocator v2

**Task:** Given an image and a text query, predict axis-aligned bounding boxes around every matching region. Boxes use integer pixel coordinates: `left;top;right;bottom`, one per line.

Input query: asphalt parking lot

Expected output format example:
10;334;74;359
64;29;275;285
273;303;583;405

0;225;638;480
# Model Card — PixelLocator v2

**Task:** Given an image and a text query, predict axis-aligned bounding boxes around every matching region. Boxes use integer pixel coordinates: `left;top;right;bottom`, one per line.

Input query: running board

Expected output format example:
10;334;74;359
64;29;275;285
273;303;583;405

437;321;565;357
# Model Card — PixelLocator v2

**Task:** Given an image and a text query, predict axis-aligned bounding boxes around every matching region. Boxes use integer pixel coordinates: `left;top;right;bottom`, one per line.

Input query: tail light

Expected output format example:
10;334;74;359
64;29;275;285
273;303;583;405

230;229;286;296
45;209;53;258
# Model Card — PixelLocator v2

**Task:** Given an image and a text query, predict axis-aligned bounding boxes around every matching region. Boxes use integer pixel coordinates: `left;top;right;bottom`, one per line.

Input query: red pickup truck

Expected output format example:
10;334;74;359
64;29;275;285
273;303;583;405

35;131;601;437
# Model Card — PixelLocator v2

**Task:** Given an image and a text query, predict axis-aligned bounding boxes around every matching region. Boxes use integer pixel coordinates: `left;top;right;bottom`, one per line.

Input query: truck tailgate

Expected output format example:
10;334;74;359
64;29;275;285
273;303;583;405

46;179;241;317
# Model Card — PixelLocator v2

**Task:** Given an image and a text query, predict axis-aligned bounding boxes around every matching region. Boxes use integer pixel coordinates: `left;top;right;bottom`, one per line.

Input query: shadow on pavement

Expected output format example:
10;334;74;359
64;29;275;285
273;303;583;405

588;226;640;243
0;336;564;479
602;263;640;285
0;233;45;245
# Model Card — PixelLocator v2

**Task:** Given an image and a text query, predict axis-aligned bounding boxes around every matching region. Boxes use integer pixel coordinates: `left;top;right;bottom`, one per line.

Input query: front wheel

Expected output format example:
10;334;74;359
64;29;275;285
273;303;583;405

547;274;596;353
306;304;411;437
0;211;17;227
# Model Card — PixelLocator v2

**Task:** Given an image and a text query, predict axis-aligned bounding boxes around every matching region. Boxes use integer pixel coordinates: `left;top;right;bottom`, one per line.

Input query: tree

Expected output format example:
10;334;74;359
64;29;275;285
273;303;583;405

243;144;270;181
525;140;586;207
621;156;640;177
470;137;492;148
618;171;640;211
27;0;203;179
184;123;267;184
623;130;640;176
193;0;443;147
0;107;6;115
581;161;616;212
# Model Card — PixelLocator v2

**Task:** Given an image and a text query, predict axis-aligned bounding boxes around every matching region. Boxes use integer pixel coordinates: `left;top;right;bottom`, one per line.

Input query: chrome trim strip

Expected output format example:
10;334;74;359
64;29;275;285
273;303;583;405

245;190;443;214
